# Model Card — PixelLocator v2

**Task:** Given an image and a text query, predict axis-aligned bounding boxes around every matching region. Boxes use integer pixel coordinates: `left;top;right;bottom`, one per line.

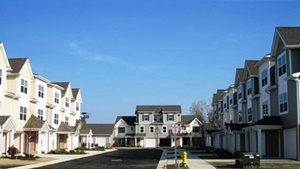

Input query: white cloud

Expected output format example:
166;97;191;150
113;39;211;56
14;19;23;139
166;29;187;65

69;41;162;72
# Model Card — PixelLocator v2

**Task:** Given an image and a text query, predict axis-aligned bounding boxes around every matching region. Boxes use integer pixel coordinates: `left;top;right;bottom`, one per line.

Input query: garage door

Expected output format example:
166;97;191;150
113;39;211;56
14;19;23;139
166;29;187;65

95;137;106;147
284;128;296;159
145;138;156;148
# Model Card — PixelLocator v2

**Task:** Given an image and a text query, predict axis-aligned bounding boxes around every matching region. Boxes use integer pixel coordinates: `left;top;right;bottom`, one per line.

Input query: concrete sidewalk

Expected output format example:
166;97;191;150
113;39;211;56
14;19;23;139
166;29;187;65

9;149;117;169
156;148;216;169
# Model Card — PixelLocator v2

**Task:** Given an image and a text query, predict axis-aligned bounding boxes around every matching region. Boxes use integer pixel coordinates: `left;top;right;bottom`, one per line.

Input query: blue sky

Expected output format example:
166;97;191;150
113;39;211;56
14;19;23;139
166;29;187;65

1;0;299;123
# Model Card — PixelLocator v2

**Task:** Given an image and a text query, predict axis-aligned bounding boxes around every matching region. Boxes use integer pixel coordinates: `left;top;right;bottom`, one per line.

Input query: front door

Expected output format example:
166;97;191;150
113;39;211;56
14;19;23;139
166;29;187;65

266;130;279;157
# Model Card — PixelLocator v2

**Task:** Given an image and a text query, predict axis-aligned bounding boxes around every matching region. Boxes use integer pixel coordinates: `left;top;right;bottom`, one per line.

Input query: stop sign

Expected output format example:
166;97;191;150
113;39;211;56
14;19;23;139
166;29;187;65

172;123;179;134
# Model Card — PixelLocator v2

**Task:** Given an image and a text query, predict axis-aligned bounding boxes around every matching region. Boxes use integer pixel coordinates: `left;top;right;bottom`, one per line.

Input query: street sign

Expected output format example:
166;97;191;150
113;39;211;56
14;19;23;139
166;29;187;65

172;123;179;134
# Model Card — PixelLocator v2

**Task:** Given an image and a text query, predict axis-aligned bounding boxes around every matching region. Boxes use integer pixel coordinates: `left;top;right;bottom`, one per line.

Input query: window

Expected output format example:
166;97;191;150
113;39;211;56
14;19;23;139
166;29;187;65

229;94;233;105
54;92;59;104
278;55;286;76
38;85;44;98
154;115;162;122
21;79;28;94
261;69;268;86
238;86;242;99
239;112;243;123
20;106;27;120
118;127;125;133
167;114;174;121
65;116;69;125
65;97;69;107
140;126;144;133
149;126;154;133
192;138;201;145
0;69;2;85
162;126;167;133
279;92;288;113
131;126;134;131
246;80;252;95
54;113;59;124
76;102;79;111
247;108;252;122
143;114;149;121
223;102;227;108
262;101;269;116
192;126;200;133
38;109;43;120
118;138;125;146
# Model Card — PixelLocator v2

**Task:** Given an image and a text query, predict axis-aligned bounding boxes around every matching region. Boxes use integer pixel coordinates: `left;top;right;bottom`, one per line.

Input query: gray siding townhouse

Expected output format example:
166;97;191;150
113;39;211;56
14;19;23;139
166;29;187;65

210;27;300;160
271;27;300;160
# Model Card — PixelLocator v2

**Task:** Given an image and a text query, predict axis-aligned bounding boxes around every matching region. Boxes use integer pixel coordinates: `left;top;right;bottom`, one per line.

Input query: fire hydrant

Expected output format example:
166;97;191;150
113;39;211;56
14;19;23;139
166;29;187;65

182;151;187;167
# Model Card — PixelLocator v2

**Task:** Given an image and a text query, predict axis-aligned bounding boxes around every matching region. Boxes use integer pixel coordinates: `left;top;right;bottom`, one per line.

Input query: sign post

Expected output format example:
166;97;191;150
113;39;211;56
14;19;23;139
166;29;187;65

172;123;179;169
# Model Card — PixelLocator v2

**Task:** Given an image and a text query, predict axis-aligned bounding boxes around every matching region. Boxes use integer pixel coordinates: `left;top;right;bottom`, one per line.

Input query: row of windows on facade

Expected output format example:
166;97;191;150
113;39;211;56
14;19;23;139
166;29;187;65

117;126;200;134
216;55;288;123
19;106;68;125
0;75;78;111
117;137;201;145
142;114;175;121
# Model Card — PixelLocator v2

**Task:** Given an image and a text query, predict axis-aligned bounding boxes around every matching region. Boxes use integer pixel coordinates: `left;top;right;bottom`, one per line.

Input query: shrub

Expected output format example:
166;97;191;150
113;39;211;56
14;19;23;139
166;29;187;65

23;152;35;158
95;146;105;151
48;148;69;154
7;146;19;158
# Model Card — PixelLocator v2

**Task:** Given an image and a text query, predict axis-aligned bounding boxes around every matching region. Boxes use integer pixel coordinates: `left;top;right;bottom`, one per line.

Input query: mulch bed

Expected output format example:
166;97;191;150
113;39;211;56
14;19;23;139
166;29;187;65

166;164;189;169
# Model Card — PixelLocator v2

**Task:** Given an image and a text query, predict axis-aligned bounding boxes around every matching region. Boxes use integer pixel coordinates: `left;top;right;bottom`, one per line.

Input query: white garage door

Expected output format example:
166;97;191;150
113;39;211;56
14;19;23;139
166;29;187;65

95;137;106;147
284;128;296;159
145;138;156;148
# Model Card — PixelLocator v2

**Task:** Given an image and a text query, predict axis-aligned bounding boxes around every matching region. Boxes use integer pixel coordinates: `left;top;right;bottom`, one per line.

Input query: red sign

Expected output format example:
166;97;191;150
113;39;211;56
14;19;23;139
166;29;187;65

172;123;179;134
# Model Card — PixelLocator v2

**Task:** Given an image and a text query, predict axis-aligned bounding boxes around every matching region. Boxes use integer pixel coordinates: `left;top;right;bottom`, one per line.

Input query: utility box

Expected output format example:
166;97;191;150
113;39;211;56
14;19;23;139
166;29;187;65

235;152;260;169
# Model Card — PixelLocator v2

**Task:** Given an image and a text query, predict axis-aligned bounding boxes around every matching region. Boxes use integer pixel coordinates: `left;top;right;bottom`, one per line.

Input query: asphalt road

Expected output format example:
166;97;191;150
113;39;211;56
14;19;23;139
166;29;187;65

33;148;163;169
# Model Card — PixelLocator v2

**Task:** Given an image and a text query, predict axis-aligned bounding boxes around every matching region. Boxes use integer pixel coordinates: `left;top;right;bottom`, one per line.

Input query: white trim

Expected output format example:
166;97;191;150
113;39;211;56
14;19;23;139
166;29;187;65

139;125;145;133
289;49;292;75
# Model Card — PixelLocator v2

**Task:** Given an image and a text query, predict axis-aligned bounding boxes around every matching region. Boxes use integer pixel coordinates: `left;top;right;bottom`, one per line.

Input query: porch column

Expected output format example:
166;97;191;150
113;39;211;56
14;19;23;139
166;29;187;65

257;129;262;155
9;130;15;146
38;131;42;154
0;129;3;155
134;137;137;146
245;130;249;152
20;133;24;154
46;132;49;153
189;137;192;147
86;135;90;149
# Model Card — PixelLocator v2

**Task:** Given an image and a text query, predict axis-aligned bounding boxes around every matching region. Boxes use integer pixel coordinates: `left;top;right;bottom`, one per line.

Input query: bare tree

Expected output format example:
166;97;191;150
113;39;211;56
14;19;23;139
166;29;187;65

189;100;208;124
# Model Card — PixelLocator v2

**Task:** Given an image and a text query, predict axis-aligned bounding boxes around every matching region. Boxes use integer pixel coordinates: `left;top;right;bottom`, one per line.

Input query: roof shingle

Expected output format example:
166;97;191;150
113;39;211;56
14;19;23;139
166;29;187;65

87;124;114;135
8;58;27;73
277;27;300;46
135;105;182;114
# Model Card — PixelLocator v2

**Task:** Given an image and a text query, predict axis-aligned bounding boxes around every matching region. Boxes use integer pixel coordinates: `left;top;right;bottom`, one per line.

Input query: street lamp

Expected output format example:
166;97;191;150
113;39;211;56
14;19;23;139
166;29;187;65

290;72;300;160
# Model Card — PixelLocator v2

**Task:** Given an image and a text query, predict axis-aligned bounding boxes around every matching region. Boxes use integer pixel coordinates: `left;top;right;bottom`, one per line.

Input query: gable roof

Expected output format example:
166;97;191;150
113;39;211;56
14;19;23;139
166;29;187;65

245;60;259;77
57;122;75;132
276;27;300;46
115;116;136;125
87;124;114;135
135;105;182;114
212;89;226;104
0;116;10;126
181;115;197;124
8;58;27;73
23;115;45;129
52;82;70;95
0;42;12;71
72;88;79;98
234;68;244;86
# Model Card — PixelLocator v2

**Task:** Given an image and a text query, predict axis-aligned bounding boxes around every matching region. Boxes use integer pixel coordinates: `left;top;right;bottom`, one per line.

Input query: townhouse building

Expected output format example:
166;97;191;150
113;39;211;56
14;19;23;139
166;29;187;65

0;42;83;156
112;105;204;148
211;27;300;160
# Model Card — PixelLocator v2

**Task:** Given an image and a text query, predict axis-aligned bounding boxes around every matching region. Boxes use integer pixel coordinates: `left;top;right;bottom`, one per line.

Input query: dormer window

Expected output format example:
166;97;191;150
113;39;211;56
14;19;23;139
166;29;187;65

76;102;79;111
21;79;28;94
154;115;162;122
167;114;174;121
143;114;149;121
238;86;242;99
